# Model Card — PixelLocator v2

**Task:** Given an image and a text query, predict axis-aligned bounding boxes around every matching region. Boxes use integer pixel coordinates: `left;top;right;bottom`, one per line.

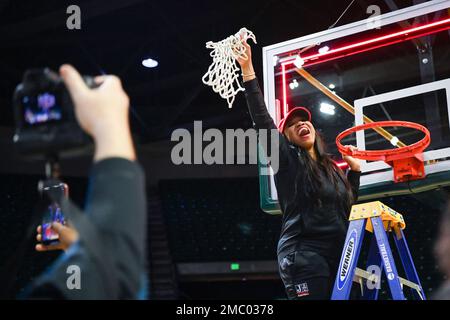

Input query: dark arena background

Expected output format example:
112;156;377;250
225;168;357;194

0;0;449;301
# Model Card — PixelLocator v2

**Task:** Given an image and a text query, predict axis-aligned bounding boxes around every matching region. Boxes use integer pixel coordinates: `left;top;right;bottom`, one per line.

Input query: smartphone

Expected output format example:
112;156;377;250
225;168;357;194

41;182;68;245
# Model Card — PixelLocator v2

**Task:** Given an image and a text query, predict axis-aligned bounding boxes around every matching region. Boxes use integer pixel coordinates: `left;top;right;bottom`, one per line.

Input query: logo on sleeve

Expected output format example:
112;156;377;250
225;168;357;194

295;282;310;297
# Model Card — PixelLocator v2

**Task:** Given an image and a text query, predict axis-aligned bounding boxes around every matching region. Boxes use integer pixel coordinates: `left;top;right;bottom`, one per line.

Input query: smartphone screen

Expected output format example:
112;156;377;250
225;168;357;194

41;182;68;245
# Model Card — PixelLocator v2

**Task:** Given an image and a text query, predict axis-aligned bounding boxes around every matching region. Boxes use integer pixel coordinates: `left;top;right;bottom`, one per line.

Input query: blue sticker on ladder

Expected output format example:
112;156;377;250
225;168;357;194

337;228;358;290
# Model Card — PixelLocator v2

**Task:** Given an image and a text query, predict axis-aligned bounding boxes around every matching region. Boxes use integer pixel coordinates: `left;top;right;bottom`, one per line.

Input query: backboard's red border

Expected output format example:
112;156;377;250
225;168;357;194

279;17;450;116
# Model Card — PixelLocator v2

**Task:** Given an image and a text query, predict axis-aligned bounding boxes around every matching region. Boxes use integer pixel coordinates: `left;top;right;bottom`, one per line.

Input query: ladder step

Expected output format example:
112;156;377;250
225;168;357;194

353;267;424;300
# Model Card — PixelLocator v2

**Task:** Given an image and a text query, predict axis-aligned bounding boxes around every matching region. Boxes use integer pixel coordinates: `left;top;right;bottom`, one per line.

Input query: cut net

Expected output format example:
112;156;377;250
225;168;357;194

202;28;257;108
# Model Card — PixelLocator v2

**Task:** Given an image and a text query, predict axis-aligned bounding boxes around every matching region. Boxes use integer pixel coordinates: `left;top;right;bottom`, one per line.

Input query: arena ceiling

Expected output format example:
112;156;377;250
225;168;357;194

0;0;435;143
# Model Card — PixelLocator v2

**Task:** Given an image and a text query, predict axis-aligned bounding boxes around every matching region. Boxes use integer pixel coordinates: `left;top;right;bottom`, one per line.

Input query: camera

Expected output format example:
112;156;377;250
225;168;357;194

13;68;95;158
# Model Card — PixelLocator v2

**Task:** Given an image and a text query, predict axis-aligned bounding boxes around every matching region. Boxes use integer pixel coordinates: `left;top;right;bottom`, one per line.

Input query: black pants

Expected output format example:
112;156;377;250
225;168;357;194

279;250;339;300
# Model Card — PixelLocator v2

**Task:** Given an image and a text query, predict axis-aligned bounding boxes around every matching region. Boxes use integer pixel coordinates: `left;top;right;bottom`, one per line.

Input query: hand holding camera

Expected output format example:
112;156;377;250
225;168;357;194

14;64;135;162
36;222;79;252
15;65;137;254
59;65;135;162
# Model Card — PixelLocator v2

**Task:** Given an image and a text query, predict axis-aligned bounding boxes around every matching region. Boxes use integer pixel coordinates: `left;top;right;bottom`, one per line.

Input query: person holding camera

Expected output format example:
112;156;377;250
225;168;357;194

26;65;147;299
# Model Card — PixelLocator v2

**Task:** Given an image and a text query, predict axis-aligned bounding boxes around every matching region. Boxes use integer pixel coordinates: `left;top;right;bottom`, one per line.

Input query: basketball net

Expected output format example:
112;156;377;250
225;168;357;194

202;28;257;108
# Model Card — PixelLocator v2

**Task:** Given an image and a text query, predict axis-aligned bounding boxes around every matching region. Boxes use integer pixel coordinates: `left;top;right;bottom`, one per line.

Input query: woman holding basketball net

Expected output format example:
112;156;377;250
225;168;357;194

237;39;361;300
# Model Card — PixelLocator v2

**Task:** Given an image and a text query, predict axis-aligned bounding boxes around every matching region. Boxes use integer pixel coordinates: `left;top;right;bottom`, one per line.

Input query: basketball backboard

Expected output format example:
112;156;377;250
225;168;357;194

259;0;450;214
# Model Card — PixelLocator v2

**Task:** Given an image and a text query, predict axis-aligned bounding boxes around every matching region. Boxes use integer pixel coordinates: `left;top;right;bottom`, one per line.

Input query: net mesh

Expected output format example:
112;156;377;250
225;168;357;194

202;28;257;108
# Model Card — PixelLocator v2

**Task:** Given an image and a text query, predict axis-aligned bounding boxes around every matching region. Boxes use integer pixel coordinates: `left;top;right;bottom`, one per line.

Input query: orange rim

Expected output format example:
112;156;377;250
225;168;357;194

336;121;431;161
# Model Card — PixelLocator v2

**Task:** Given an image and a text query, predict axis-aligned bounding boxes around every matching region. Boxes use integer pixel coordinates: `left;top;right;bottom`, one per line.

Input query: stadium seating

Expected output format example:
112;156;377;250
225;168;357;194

159;178;281;262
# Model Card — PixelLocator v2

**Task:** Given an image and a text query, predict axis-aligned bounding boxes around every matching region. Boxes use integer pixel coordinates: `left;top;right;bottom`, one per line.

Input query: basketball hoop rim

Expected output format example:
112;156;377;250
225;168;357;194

336;120;431;162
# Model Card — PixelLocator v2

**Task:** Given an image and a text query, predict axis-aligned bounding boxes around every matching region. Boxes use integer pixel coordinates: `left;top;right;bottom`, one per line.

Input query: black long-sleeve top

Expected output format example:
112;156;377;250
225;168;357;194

27;158;147;299
243;78;361;266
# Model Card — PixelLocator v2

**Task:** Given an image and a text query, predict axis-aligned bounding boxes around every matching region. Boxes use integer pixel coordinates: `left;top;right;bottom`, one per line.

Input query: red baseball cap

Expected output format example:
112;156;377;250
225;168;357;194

277;106;312;133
